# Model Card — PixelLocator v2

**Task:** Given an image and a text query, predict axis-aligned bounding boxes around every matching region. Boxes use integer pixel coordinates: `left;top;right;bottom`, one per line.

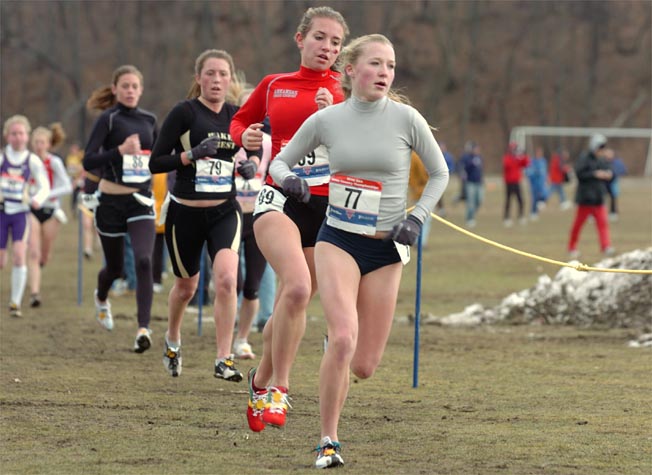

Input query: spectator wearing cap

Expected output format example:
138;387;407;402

567;134;614;258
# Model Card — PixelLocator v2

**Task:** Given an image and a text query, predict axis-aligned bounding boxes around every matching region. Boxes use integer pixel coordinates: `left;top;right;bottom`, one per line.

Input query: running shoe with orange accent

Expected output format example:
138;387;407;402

94;290;113;331
314;436;344;469
8;303;22;318
247;368;267;432
214;355;243;382
262;386;291;427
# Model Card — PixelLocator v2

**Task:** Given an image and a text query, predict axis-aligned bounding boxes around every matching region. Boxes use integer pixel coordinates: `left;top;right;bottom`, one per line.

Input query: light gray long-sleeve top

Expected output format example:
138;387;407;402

269;96;449;232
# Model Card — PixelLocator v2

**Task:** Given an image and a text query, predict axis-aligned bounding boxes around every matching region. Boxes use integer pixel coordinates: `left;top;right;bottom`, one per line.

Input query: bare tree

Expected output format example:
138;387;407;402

460;1;480;144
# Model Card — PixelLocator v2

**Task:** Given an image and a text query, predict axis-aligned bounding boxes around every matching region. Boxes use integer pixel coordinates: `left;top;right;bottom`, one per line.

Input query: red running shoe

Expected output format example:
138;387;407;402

247;368;267;432
262;386;292;428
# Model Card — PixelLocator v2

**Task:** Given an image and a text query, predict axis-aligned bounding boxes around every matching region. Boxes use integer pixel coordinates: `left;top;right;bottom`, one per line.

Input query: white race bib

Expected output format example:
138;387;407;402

327;174;382;235
158;192;170;226
122;152;151;183
195;158;234;193
253;184;287;216
394;241;411;265
281;140;330;187
0;172;27;202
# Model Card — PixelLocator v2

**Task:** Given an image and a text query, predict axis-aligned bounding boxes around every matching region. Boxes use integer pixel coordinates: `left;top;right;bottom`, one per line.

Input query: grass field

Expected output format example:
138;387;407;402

1;176;651;474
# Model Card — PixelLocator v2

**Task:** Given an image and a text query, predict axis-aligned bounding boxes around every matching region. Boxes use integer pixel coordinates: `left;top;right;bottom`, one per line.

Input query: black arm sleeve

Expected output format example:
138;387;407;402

246;148;262;160
149;102;192;174
83;115;121;171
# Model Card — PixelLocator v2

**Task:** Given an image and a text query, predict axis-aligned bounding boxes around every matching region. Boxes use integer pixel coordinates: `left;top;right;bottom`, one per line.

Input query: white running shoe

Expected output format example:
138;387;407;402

214;355;243;382
94;290;113;331
314;436;344;469
233;339;255;359
163;338;182;377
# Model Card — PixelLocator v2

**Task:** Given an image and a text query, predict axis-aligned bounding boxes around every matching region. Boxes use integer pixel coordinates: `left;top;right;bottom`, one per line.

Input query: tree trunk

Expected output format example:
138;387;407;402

460;1;480;144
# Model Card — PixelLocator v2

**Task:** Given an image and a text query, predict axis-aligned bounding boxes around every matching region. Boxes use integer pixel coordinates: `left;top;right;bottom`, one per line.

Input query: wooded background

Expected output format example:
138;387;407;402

1;0;650;173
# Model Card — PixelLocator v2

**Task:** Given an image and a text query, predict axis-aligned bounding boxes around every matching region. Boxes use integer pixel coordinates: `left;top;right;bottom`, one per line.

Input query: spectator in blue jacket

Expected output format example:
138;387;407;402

604;149;627;221
525;146;548;220
459;141;484;227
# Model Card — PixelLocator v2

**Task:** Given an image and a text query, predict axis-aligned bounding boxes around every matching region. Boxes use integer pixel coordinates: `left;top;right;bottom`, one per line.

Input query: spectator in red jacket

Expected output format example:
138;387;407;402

548;149;572;210
502;142;529;226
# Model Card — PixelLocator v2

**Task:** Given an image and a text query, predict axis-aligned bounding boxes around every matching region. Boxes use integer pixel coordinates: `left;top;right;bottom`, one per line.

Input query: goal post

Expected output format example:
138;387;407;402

509;126;652;176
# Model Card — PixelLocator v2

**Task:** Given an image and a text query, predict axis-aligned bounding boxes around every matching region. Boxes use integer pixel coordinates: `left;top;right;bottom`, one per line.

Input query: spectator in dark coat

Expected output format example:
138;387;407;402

567;134;614;258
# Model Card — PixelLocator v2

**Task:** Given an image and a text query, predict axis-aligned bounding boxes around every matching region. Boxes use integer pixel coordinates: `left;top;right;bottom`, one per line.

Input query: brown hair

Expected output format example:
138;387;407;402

186;49;242;104
297;6;349;71
3;114;31;137
296;6;349;40
31;122;67;150
87;65;144;111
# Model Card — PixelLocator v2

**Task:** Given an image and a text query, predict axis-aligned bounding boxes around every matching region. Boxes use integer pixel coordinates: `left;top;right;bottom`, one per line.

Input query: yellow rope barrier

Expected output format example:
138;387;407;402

427;211;652;275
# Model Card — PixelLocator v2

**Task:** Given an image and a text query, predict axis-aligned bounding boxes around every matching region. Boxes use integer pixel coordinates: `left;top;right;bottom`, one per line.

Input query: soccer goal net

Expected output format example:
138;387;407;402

509;126;652;176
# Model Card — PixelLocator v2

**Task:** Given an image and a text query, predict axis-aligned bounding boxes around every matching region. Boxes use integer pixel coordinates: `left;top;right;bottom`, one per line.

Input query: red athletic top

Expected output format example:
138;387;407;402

548;153;569;184
502;152;529;184
230;66;344;196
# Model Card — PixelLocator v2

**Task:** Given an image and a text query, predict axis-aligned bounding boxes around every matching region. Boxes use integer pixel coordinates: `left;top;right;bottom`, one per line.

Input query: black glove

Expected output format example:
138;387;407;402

187;136;220;161
236;159;257;180
282;175;311;203
387;215;423;246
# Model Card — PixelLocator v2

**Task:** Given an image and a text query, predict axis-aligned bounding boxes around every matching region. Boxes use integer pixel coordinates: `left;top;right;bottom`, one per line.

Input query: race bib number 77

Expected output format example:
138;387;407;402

327;174;382;235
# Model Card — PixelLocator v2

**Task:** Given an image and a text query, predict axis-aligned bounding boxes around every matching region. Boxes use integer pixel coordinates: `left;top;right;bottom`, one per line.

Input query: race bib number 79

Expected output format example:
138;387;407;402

195;158;234;193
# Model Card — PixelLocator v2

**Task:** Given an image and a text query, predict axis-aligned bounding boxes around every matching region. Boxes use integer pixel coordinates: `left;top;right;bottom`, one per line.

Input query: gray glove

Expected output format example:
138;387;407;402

187;136;220;161
387;215;423;246
236;159;257;180
282;175;311;203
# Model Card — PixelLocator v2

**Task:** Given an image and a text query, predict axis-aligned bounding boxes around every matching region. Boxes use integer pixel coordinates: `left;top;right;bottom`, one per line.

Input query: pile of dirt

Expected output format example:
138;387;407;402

430;248;652;329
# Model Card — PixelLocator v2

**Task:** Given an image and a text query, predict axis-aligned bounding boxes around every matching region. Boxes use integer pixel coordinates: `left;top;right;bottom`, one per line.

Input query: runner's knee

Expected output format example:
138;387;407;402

350;360;376;380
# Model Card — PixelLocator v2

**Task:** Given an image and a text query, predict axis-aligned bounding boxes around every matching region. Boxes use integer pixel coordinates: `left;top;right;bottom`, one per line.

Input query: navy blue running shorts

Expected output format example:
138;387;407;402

316;222;401;276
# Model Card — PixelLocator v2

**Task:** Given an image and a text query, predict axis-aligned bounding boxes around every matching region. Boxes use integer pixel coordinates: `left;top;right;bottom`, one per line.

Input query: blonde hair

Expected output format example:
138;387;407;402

31;122;67;150
87;65;144;111
297;6;349;71
237;86;255;106
229;72;249;106
339;34;409;105
187;49;242;104
3;114;31;137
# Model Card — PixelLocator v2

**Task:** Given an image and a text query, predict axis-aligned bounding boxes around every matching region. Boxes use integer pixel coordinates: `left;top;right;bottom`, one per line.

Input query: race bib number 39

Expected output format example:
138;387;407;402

327;174;382;235
281;140;330;186
254;185;287;216
122;152;151;183
195;158;234;193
